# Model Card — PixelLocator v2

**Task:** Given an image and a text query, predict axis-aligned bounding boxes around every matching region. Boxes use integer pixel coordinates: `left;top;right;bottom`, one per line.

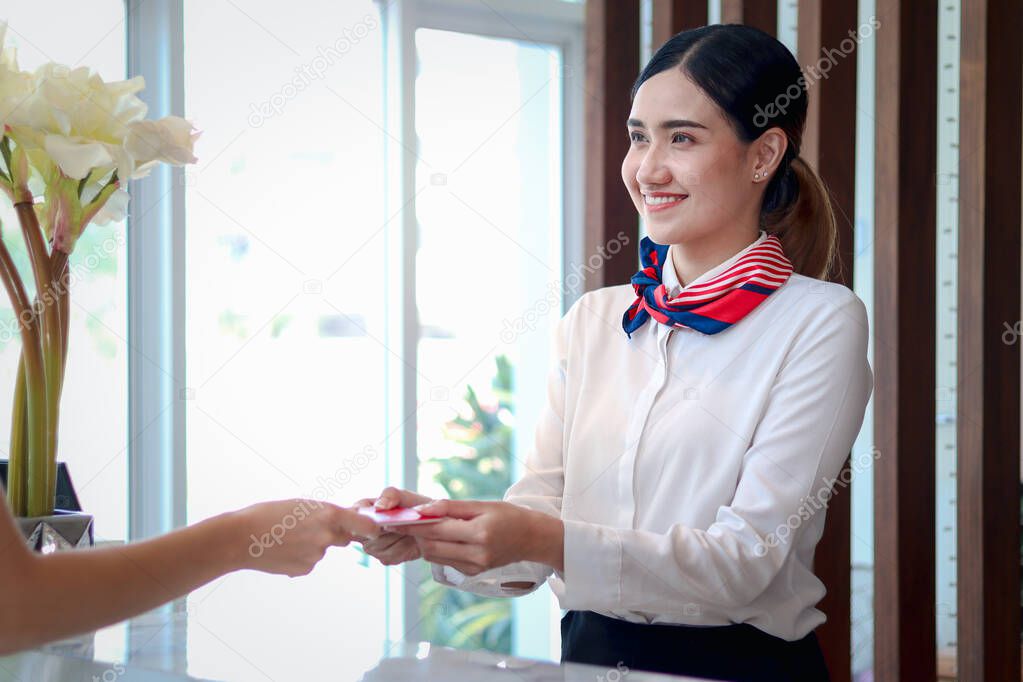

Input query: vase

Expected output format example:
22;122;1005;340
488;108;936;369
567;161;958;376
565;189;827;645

1;460;95;552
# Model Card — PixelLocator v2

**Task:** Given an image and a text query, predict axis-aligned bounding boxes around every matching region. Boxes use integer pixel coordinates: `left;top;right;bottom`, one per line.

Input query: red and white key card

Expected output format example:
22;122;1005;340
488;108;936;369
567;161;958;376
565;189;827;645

357;506;445;526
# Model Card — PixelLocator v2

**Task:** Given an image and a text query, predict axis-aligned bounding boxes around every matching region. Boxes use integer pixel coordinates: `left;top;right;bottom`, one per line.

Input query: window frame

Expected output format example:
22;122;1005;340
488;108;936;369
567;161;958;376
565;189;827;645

125;0;188;544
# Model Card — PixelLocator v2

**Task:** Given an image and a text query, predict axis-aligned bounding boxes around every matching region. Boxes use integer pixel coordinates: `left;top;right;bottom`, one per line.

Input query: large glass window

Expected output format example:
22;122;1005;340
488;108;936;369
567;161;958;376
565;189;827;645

183;2;389;679
0;1;128;541
2;1;580;674
411;27;564;655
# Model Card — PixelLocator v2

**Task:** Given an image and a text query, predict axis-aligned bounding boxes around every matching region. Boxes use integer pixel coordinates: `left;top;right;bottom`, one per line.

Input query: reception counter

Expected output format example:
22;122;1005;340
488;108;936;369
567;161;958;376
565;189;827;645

0;609;710;682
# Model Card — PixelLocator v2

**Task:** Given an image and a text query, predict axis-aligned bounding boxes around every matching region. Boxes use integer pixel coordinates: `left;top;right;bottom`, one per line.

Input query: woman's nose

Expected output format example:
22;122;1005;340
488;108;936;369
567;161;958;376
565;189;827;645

635;145;671;185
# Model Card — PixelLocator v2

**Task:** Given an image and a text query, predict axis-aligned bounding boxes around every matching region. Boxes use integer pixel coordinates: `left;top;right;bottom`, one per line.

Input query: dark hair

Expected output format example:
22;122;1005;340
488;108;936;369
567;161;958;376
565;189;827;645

631;24;837;280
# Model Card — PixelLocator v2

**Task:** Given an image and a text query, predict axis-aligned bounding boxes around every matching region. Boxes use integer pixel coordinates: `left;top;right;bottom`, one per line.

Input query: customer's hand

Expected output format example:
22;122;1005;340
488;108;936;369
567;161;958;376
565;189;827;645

353;487;433;566
235;499;381;577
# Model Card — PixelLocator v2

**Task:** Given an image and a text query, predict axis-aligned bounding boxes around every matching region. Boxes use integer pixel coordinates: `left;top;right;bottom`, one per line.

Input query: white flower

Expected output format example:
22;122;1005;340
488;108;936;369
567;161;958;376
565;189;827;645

0;26;199;244
124;116;200;178
90;187;129;225
7;62;149;180
0;22;34;132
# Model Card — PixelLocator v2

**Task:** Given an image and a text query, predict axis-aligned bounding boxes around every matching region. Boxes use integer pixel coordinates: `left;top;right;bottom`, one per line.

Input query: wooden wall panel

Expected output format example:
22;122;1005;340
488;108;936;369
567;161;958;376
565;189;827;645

721;0;778;35
956;0;1023;679
873;1;938;681
797;3;859;680
651;0;708;47
584;0;641;288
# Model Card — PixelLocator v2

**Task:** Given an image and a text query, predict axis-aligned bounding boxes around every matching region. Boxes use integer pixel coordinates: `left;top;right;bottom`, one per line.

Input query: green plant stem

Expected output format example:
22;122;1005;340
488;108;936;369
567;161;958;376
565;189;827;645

7;355;27;516
0;235;48;517
48;249;70;510
50;250;70;372
14;201;60;516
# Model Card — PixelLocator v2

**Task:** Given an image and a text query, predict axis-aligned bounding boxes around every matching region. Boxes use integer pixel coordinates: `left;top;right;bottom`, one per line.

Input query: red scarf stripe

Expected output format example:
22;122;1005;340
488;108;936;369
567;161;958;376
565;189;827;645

679;262;792;295
664;265;791;302
683;247;791;291
680;256;790;294
662;275;791;307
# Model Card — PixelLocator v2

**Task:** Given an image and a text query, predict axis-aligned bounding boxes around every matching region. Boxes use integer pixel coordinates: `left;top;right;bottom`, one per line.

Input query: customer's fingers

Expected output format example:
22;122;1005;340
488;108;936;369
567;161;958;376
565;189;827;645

330;505;380;541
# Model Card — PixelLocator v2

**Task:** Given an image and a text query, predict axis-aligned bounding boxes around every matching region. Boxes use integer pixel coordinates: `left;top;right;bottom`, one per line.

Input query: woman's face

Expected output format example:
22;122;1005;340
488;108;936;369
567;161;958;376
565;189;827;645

621;67;767;248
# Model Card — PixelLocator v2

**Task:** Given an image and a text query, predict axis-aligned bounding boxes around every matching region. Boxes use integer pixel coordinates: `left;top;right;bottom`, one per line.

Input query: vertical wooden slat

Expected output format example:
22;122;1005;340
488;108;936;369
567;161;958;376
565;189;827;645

651;0;708;47
721;0;778;35
873;1;938;681
797;3;859;681
585;0;640;288
957;0;1023;678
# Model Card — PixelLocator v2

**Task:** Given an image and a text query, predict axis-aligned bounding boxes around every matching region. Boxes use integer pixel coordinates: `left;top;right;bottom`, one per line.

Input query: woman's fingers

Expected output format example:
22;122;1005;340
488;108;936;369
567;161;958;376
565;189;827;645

391;518;477;543
374;535;421;565
360;532;422;565
414;537;485;569
370;487;434;510
365;533;407;553
414;499;486;520
374;487;404;510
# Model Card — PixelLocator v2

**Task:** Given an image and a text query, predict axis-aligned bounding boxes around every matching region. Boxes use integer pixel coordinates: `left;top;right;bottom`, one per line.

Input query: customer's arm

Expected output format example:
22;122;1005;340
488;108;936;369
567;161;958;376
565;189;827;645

0;496;380;655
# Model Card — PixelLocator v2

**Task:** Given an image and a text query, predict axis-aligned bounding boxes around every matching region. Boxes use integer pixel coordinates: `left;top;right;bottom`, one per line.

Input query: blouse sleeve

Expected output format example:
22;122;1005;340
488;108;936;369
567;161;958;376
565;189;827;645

430;294;584;598
557;295;873;613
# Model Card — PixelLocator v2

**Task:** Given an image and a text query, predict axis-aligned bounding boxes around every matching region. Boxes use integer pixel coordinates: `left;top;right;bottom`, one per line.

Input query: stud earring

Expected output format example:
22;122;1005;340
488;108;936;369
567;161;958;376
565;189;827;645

754;172;760;180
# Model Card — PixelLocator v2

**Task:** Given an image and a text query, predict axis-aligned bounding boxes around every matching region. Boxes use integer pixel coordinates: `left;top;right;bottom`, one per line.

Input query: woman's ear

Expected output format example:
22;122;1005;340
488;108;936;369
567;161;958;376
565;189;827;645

753;127;788;178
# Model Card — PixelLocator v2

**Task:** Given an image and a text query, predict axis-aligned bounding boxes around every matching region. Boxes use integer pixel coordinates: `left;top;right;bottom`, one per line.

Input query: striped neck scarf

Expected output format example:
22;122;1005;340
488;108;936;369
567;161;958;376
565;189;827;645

622;233;793;338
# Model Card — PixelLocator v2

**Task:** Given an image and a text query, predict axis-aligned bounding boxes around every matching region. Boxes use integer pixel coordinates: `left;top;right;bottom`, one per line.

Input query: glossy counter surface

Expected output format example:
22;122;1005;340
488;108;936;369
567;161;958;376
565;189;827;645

0;609;710;682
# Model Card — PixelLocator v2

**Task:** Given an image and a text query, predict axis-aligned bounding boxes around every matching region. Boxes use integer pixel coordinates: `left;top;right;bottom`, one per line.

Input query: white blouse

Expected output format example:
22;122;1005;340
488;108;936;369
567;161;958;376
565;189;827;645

431;230;874;642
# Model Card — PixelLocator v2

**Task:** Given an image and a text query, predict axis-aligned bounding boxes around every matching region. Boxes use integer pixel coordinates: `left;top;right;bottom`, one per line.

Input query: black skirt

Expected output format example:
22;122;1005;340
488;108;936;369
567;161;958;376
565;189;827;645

560;610;831;682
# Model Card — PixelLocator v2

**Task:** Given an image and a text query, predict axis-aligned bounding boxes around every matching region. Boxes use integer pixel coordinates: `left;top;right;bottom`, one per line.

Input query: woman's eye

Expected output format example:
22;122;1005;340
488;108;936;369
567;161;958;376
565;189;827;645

628;131;691;144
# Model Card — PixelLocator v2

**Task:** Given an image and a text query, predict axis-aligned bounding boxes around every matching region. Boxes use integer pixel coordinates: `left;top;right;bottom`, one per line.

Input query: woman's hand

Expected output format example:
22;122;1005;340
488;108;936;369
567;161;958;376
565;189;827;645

353;487;434;566
391;500;564;576
234;498;381;577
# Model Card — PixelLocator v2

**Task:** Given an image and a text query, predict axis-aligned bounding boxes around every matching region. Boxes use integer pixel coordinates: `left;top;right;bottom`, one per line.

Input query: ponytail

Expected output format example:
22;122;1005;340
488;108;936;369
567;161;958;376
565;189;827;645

761;154;838;281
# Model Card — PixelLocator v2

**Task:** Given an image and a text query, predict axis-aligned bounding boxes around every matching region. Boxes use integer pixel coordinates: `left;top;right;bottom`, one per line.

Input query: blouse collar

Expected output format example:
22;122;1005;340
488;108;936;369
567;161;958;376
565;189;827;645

662;230;769;297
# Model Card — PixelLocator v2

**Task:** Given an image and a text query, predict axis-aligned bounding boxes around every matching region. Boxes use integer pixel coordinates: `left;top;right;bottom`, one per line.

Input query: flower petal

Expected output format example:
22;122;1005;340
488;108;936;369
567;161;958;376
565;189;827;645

44;134;115;180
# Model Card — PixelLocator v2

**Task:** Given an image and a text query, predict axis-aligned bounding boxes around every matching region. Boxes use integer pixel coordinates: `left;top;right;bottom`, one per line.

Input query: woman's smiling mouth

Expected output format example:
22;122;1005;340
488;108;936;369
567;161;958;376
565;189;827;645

643;193;688;212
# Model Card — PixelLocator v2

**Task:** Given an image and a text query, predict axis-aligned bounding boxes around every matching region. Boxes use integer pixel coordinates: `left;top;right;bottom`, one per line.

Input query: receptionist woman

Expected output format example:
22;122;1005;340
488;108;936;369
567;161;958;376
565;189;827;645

360;23;872;682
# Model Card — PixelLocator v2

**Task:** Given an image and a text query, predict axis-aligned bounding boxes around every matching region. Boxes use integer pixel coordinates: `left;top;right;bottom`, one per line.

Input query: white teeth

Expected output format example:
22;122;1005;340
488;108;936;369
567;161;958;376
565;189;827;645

644;194;686;205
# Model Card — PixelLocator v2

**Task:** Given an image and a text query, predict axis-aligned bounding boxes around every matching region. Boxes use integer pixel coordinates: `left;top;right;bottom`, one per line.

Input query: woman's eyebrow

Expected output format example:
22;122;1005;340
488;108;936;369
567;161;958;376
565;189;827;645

627;118;708;130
